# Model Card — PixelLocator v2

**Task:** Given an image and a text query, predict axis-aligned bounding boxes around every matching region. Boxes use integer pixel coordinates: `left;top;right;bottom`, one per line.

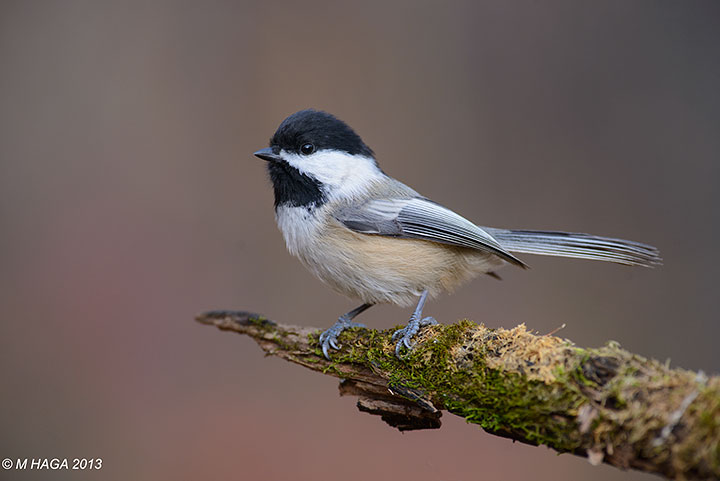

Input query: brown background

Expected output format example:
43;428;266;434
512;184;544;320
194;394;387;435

1;1;719;480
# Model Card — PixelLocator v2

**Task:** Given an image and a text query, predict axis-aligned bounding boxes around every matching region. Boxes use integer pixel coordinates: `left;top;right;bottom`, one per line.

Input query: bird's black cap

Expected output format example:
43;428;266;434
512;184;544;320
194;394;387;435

269;109;374;158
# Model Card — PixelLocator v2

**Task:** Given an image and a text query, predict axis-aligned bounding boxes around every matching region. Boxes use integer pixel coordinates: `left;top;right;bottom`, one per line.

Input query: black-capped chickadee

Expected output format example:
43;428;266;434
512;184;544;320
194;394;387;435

254;109;661;359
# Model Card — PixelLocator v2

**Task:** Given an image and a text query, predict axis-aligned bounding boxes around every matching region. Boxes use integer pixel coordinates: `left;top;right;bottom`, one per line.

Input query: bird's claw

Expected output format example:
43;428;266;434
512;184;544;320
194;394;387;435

319;316;366;360
392;316;438;358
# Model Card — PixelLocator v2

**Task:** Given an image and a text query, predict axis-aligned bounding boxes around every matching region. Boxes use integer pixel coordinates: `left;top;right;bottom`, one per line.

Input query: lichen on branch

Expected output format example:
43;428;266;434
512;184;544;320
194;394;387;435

196;310;720;480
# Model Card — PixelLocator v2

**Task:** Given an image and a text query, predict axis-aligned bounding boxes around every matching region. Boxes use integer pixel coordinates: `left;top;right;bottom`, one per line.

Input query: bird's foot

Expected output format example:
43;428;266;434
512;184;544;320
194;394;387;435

392;316;438;358
319;316;367;360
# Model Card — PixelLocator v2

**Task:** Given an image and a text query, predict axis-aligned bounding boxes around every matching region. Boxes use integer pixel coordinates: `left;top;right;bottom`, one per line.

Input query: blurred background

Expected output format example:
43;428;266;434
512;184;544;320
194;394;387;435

1;1;718;480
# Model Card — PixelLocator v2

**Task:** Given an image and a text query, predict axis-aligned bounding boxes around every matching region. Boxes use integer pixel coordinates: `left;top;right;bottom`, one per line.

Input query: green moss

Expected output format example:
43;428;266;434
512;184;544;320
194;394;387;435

697;390;720;450
247;315;272;329
310;320;585;450
442;368;583;450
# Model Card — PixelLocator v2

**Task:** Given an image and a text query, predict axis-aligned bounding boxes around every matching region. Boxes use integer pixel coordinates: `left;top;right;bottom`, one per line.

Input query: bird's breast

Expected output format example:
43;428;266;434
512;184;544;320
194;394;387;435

274;205;324;257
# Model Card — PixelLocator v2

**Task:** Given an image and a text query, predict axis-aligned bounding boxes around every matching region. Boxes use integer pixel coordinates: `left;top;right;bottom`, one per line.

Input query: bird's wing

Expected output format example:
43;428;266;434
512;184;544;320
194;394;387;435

334;197;527;268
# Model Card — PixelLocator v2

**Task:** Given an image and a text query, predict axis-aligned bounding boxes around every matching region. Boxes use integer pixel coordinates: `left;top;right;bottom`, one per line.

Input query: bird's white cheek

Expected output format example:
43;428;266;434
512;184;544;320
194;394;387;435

282;150;383;197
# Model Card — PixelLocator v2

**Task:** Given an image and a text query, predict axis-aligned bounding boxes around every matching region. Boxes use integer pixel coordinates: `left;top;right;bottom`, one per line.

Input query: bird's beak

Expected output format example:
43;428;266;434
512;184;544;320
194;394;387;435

254;147;282;162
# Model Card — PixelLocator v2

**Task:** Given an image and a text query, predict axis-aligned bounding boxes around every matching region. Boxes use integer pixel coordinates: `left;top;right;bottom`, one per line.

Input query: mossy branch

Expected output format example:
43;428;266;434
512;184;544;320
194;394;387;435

196;310;720;480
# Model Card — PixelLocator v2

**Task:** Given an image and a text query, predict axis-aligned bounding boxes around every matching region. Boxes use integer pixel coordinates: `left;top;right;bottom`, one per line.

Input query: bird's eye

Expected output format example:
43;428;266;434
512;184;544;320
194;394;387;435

300;143;315;155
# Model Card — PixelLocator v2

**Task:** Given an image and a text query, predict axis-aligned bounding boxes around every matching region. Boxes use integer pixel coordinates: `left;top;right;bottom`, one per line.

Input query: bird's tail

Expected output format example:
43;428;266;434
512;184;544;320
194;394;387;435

483;228;662;267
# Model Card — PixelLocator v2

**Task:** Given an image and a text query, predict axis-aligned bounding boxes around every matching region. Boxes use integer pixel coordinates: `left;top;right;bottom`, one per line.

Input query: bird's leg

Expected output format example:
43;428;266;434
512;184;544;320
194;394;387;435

319;303;373;359
392;289;438;358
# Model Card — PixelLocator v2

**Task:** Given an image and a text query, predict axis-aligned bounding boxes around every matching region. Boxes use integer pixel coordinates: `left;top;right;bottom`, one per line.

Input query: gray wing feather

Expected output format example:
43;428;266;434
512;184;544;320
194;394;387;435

335;198;527;268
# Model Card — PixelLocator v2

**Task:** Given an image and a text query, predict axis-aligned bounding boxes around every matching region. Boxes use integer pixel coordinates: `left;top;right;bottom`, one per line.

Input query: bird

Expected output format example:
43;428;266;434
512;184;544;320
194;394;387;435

253;109;661;359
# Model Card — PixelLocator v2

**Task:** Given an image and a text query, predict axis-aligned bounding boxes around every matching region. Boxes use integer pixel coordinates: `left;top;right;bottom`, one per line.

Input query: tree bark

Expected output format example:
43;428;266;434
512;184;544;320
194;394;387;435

196;310;720;480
